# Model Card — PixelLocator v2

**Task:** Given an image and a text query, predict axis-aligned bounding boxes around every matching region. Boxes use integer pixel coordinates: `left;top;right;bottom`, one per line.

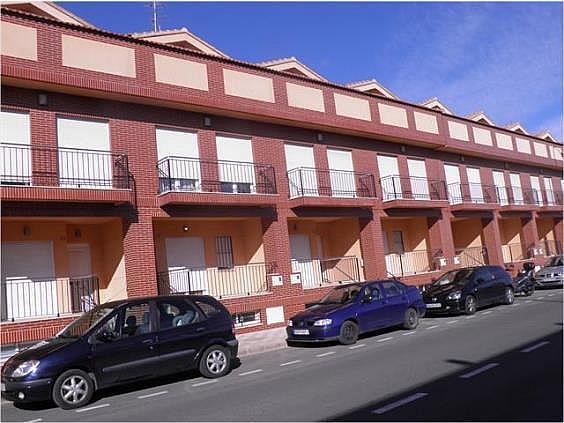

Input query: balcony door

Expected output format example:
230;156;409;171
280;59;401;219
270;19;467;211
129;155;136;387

444;164;462;204
285;144;317;197
378;155;401;200
466;167;484;203
543;177;555;205
407;159;430;200
165;237;208;294
530;176;543;206
216;135;256;193
1;241;57;321
493;171;508;205
156;128;200;192
509;173;524;205
290;234;318;288
1;111;31;185
327;148;355;198
57;118;112;188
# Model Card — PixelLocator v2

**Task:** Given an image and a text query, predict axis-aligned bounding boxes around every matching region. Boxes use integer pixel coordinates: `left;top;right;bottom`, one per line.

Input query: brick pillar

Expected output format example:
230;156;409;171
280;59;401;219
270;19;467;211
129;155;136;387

359;208;387;279
458;164;471;202
427;209;455;270
123;212;158;298
30;109;58;186
313;144;330;196
261;208;293;286
397;155;411;198
521;211;540;258
198;129;219;192
482;212;504;266
555;218;563;253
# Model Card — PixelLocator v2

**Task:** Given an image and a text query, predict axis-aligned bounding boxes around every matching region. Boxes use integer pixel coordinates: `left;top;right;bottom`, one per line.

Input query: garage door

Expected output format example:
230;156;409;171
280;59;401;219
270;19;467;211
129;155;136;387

1;241;58;320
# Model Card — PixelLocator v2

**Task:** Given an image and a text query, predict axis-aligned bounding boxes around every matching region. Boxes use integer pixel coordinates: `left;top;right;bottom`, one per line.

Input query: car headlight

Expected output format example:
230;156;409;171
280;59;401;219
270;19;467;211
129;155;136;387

11;360;40;378
446;291;462;300
287;320;293;327
313;319;332;326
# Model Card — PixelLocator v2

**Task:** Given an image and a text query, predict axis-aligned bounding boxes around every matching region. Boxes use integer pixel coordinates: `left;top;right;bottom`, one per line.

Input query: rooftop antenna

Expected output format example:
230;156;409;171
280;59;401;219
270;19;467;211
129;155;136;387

150;1;163;32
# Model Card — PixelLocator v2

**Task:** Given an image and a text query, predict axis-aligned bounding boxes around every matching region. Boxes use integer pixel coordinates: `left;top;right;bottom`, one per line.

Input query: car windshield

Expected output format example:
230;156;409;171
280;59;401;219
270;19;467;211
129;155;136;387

431;269;474;287
319;285;362;305
545;256;563;267
56;307;115;339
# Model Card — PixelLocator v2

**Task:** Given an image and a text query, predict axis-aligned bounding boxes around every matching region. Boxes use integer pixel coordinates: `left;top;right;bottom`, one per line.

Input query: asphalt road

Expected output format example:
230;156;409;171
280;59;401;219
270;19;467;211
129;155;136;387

2;288;562;422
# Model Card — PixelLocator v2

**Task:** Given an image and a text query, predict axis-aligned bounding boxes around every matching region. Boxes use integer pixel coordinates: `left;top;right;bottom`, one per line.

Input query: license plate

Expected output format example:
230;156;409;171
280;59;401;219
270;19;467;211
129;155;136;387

293;329;310;335
425;303;442;309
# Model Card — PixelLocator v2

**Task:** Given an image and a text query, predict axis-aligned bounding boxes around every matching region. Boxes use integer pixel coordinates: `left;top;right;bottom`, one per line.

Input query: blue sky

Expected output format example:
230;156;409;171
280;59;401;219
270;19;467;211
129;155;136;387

62;1;563;141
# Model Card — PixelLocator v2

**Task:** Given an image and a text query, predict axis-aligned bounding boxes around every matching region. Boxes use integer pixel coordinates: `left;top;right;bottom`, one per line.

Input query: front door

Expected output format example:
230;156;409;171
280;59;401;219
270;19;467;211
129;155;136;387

357;284;390;331
380;281;409;324
290;234;317;289
285;144;317;197
165;237;208;294
67;244;95;313
471;268;496;305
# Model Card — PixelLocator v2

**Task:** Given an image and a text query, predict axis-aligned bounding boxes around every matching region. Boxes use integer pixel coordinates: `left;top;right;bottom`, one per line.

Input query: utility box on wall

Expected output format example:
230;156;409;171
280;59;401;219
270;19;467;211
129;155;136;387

290;273;301;284
271;275;283;286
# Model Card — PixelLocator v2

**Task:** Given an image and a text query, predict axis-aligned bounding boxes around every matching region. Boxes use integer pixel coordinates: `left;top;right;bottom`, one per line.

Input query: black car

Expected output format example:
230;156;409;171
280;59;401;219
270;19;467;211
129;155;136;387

1;295;238;409
422;266;514;315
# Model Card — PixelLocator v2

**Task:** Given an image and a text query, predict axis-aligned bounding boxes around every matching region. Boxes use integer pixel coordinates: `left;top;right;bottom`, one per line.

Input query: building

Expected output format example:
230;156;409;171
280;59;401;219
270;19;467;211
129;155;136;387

1;4;562;345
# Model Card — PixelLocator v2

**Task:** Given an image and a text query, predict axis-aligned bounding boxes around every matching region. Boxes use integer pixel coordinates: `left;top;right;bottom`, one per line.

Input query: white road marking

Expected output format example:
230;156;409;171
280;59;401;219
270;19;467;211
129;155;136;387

521;341;550;353
512;303;520;306
239;369;263;376
137;390;168;399
192;380;217;387
465;315;475;319
402;331;416;336
349;343;366;349
371;392;429;414
537;296;545;300
446;320;458;325
280;360;302;367
76;403;110;413
316;351;336;357
482;311;492;315
377;337;394;343
459;363;499;379
547;294;554;297
426;325;439;330
525;300;532;303
24;419;42;423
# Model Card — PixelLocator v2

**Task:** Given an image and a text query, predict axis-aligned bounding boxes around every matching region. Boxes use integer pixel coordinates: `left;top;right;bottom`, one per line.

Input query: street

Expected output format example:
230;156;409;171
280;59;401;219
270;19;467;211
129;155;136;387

2;288;562;422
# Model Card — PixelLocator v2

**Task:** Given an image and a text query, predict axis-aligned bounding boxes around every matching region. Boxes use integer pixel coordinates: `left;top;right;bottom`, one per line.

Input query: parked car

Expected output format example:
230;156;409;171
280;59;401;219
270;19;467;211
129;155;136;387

534;255;564;288
286;280;426;346
422;266;514;315
1;295;238;410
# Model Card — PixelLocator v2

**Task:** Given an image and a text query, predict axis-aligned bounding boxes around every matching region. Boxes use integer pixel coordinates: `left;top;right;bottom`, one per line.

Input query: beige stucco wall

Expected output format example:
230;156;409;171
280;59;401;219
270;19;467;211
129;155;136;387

448;121;469;141
223;69;275;103
378;103;408;128
537;218;556;241
451;218;483;248
285;82;325;112
1;21;37;61
62;35;136;77
381;217;429;252
533;142;548;158
414;111;438;134
495;133;513;150
154;53;208;91
473;127;493;146
499;218;522;245
334;93;371;121
516;137;531;154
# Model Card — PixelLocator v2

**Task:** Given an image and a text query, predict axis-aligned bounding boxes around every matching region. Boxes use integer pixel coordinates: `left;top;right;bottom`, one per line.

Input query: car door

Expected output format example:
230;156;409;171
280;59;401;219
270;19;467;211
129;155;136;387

490;266;510;300
380;281;409;324
92;301;159;386
154;298;208;374
471;268;496;306
357;284;390;331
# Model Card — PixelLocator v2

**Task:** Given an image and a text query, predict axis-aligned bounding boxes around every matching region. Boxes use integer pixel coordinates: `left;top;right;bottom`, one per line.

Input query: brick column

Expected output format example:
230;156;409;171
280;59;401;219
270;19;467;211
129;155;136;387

482;212;504;266
30;109;58;186
198;129;219;192
427;209;455;270
397;155;412;198
123;212;158;298
555;218;563;253
313;144;330;196
261;208;292;285
359;208;387;279
521;211;540;258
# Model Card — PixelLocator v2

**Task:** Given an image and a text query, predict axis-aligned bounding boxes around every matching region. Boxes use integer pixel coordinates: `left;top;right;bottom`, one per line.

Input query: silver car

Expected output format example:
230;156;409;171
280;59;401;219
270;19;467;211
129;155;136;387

535;255;564;287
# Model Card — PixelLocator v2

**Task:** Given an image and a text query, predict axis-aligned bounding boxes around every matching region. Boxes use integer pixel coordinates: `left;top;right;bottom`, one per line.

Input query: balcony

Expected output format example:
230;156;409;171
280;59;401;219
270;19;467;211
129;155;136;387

538;240;562;257
157;157;277;207
501;243;526;264
497;186;542;209
156;262;277;299
454;246;488;267
291;256;362;289
540;189;563;210
384;249;442;278
1;276;100;322
447;183;500;211
380;176;448;209
1;143;132;204
287;167;376;208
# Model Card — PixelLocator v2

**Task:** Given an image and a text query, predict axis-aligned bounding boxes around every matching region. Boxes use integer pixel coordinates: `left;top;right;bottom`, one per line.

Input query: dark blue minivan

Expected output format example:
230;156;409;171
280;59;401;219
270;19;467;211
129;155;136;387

286;280;426;345
1;295;238;409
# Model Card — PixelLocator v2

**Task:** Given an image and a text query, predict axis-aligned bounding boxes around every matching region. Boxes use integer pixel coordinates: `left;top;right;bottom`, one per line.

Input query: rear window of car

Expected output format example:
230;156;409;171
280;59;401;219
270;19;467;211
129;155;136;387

473;267;493;281
490;267;509;280
381;281;405;297
194;299;223;318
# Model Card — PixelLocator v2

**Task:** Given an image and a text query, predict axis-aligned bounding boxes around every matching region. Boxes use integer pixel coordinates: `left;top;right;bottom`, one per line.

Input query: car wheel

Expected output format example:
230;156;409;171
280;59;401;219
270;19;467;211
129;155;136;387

403;308;419;330
52;369;94;410
199;345;231;378
338;321;359;345
503;287;515;305
464;295;477;315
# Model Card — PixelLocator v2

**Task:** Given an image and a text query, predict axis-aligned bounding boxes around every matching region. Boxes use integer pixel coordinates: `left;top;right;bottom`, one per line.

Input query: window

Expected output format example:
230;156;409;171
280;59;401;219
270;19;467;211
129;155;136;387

1;111;31;185
364;285;382;300
121;302;152;337
232;310;261;328
381;281;404;297
195;299;222;318
216;135;255;193
216;236;234;269
156;299;200;330
473;268;493;282
490;267;509;280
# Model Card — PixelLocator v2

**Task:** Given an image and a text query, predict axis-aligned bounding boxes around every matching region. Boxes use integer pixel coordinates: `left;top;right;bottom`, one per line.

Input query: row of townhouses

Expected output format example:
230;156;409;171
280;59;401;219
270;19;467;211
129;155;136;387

1;2;562;346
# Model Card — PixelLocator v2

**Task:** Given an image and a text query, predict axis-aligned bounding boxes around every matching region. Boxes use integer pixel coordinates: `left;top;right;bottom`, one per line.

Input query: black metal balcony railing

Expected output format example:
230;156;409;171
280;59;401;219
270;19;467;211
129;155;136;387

157;156;277;195
454;246;489;267
1;143;130;189
384;249;442;278
503;186;542;206
380;176;447;201
543;189;563;206
540;240;562;257
0;276;100;322
446;183;498;204
157;262;277;299
287;167;376;199
501;243;525;264
292;256;361;289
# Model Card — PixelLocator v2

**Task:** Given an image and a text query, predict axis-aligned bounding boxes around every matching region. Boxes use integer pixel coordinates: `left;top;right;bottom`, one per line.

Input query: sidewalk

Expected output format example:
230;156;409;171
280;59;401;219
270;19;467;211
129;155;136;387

236;326;288;357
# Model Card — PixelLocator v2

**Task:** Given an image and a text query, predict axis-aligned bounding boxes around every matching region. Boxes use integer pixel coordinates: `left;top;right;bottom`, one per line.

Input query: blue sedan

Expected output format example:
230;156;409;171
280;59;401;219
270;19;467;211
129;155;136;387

286;280;426;345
